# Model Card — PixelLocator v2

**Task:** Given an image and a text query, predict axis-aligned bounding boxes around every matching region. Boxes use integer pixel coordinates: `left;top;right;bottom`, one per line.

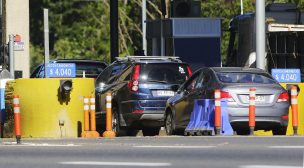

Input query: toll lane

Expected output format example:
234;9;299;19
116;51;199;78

0;136;303;168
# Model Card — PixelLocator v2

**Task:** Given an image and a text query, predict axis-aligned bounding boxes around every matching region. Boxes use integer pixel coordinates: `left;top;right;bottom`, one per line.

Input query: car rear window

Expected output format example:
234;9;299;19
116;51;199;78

216;72;277;84
75;63;106;77
139;63;190;84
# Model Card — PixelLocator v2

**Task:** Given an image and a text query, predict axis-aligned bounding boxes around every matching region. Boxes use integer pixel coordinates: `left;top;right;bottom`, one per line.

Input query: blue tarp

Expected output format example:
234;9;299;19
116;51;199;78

185;99;233;136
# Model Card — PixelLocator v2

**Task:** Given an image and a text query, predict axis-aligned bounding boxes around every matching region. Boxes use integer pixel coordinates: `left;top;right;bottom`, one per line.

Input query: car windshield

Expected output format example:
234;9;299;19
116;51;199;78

216;72;277;84
139;63;190;84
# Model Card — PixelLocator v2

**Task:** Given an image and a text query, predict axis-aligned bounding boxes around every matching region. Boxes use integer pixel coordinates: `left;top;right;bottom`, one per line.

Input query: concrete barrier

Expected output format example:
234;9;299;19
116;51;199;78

255;83;304;136
6;78;94;138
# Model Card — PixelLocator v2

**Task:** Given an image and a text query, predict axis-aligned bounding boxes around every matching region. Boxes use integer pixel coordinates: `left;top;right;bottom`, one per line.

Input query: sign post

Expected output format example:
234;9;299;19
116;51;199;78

9;35;14;79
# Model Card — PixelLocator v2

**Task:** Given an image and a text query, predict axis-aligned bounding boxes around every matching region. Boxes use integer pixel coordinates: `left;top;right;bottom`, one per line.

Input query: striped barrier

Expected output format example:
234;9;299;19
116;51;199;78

290;85;298;135
13;95;21;144
249;88;256;136
102;92;115;138
214;89;221;135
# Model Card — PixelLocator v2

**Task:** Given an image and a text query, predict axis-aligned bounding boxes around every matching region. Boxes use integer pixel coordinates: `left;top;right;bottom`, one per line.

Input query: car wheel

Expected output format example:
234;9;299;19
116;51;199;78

112;106;122;136
165;112;175;135
272;126;287;135
142;127;160;136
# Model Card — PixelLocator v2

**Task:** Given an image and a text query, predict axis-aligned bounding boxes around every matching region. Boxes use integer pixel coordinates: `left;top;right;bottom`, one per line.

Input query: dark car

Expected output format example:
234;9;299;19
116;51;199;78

30;59;108;78
164;67;290;135
95;56;192;136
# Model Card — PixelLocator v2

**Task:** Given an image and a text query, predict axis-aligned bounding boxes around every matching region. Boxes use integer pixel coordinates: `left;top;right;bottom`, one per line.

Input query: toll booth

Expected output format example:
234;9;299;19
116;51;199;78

146;18;222;71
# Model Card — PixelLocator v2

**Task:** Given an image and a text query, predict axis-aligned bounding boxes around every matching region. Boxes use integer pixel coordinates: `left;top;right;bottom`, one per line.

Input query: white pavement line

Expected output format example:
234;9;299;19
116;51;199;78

2;142;80;147
134;145;215;149
268;146;304;149
60;161;171;167
239;165;301;168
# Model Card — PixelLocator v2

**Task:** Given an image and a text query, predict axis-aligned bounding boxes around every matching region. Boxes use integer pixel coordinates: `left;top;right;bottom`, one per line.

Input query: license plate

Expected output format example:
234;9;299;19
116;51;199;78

155;90;175;97
247;95;265;102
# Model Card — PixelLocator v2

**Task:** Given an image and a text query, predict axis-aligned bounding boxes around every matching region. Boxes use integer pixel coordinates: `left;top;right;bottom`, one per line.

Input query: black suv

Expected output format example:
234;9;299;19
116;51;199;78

30;59;108;78
95;56;192;136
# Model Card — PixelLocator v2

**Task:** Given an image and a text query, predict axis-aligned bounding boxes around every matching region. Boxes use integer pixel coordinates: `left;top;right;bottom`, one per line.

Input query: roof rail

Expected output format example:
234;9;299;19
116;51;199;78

115;56;181;62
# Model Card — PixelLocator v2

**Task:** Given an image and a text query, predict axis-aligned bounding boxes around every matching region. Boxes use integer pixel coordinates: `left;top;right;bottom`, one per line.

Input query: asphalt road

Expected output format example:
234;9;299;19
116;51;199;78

0;136;303;168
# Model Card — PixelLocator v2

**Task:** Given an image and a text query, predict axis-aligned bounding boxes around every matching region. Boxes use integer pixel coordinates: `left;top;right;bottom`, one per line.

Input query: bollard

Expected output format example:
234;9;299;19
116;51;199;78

81;96;90;137
89;96;100;137
13;95;21;144
214;90;221;135
84;96;90;132
290;85;298;135
249;88;256;136
102;92;116;138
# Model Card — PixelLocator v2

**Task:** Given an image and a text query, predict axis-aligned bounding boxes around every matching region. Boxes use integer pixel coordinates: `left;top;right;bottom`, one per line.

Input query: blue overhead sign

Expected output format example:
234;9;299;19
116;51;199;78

271;69;301;83
46;63;76;78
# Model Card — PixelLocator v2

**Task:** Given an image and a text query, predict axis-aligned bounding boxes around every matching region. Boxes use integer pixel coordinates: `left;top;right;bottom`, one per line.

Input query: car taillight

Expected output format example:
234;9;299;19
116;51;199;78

187;65;192;77
220;91;235;102
281;115;288;120
128;65;140;92
277;92;289;102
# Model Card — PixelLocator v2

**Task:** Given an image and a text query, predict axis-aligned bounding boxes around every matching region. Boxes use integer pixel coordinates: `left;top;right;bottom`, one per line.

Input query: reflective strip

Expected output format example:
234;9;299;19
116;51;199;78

106;95;112;101
215;100;221;106
90;105;95;110
84;105;89;110
214;92;220;99
106;103;112;108
291;98;298;105
249;92;255;97
249;100;255;106
14;107;20;113
90;98;95;103
13;98;19;105
84;98;89;103
291;89;297;96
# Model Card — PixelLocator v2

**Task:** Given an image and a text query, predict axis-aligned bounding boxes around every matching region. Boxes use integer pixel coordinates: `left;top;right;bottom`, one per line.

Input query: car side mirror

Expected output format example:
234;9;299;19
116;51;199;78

171;84;179;92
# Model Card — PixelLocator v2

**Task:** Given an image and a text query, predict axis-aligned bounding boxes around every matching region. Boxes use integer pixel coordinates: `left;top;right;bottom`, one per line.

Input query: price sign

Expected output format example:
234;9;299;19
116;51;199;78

46;63;76;78
271;69;301;83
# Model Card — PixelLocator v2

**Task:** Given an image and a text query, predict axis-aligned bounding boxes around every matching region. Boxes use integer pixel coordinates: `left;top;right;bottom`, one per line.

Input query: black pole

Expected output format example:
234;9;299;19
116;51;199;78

110;0;119;63
161;0;166;18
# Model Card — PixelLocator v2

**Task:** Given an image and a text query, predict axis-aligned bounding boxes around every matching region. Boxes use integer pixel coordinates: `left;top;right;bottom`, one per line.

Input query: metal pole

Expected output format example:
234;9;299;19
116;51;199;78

44;8;49;78
8;34;14;78
110;0;119;62
256;0;266;70
240;0;244;15
160;20;165;56
142;0;147;55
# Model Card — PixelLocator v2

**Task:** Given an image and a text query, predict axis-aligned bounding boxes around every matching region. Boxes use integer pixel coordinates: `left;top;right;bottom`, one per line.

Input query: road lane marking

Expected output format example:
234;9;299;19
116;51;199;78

2;142;80;147
239;165;301;168
268;146;304;149
134;145;215;149
60;161;171;167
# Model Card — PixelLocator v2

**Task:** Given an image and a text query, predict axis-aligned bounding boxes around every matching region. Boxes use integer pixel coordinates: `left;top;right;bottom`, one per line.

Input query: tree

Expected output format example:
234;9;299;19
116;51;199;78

29;0;304;71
